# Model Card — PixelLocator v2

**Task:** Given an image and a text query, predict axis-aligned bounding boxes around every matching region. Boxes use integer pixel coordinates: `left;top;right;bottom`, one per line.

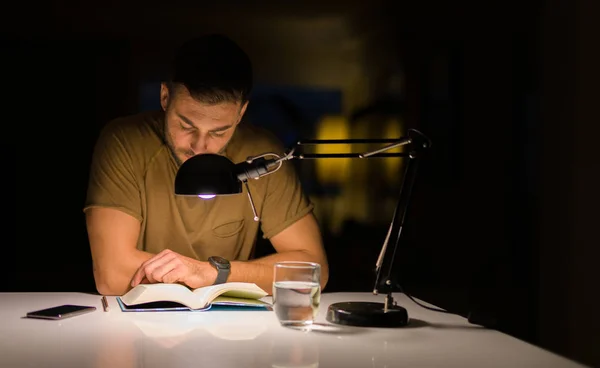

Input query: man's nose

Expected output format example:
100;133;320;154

191;134;209;154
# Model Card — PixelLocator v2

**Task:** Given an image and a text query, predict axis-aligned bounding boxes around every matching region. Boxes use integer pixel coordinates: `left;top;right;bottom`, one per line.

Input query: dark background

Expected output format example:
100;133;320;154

2;0;599;367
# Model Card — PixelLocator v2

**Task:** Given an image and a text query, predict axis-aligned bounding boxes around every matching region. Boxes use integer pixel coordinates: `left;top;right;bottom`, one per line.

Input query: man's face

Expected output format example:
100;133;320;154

160;83;248;165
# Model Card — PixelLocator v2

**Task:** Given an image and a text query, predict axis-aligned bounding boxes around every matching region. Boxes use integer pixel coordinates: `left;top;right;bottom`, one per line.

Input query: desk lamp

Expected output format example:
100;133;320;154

174;128;431;327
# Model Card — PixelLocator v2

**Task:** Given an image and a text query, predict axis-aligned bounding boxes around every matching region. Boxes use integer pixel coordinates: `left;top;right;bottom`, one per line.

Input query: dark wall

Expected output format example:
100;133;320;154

5;40;135;292
538;0;600;366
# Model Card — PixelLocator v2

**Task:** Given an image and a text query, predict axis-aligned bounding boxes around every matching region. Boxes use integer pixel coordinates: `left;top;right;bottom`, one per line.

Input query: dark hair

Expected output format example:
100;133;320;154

167;34;253;104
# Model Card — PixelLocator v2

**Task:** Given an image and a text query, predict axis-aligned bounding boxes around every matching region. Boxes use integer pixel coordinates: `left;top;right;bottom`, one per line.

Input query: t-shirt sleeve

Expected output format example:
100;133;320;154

259;144;314;239
83;120;143;222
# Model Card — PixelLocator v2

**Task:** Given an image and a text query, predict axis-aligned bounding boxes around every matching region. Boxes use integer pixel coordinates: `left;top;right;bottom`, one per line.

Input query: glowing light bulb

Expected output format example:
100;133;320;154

198;194;216;199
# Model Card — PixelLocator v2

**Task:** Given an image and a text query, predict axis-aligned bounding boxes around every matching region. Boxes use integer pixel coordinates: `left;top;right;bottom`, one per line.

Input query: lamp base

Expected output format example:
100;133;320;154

326;301;409;327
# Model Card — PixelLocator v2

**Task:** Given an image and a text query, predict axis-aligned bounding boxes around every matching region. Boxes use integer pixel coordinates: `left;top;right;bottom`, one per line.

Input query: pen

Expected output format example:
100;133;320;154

101;296;110;312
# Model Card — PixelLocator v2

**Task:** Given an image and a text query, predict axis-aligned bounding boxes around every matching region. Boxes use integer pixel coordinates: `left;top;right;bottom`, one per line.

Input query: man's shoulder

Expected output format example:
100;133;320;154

231;122;287;159
95;110;166;168
101;110;164;143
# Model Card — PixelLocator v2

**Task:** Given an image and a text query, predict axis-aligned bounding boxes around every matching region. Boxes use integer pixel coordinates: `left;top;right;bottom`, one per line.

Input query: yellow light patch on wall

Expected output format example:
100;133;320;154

383;118;405;183
315;115;351;184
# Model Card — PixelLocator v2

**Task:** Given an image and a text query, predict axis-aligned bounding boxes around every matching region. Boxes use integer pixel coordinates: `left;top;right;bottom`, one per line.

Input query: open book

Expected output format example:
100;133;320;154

117;282;270;312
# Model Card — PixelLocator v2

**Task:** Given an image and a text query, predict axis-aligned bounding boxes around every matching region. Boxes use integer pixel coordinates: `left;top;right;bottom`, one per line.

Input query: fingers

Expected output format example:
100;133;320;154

143;252;175;284
131;250;174;287
150;258;183;284
161;267;185;284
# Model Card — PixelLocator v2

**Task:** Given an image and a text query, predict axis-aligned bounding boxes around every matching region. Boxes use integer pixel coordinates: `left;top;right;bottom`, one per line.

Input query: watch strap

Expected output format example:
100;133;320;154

214;267;230;285
209;256;231;285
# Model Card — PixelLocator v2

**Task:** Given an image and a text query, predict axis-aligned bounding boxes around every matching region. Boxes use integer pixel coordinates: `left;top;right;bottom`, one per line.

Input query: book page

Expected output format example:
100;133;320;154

212;296;271;307
193;282;268;305
121;283;205;309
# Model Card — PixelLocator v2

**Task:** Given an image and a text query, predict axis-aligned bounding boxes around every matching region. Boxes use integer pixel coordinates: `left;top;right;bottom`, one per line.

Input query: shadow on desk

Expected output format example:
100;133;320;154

406;318;487;330
290;320;486;334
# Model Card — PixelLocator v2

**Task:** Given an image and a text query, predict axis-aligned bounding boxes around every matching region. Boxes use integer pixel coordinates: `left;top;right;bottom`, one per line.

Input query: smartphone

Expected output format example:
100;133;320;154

26;304;97;320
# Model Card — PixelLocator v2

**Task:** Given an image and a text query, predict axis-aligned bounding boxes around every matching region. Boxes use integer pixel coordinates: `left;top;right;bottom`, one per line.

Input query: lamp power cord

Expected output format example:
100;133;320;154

393;282;498;328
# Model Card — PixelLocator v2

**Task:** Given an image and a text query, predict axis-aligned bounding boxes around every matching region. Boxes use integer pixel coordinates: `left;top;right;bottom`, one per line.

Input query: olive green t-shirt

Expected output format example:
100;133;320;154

83;110;313;261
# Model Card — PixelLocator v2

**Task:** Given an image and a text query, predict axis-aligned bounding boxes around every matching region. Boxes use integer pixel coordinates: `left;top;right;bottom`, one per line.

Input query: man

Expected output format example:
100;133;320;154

84;34;328;296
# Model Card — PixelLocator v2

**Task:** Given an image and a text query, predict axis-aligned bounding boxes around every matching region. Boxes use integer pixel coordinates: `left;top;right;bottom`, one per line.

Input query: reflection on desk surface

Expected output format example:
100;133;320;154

94;318;320;368
130;315;269;344
0;292;589;368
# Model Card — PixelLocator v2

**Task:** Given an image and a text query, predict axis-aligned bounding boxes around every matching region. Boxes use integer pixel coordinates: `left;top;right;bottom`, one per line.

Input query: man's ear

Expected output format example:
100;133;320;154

237;101;249;123
160;83;170;111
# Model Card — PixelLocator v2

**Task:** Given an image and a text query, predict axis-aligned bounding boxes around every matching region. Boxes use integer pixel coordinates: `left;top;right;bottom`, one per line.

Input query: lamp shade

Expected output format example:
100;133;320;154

174;154;242;196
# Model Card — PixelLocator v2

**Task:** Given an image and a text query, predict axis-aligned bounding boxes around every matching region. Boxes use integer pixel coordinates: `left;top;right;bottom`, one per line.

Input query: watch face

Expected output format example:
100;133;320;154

210;256;229;267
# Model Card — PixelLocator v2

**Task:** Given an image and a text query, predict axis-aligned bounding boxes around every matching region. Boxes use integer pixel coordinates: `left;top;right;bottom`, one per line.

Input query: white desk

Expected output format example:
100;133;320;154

0;292;587;368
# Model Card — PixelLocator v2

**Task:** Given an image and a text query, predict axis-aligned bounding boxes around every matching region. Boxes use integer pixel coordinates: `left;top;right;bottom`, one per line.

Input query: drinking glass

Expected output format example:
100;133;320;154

272;261;321;327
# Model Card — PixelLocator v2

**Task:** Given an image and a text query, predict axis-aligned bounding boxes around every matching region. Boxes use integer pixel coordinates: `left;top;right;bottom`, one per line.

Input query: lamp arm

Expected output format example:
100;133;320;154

372;129;431;298
277;128;430;160
243;129;430;174
273;129;432;298
373;149;420;295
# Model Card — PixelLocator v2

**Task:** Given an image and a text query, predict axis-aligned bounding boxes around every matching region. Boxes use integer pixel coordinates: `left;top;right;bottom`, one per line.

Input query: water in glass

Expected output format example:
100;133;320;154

273;280;321;326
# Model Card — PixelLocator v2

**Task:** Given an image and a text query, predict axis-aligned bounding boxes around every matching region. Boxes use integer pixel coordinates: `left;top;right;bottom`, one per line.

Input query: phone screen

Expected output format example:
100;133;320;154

26;304;97;320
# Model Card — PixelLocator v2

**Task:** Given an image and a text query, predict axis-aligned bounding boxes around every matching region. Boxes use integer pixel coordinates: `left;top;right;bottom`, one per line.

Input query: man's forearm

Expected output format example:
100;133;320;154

95;249;155;296
228;251;329;294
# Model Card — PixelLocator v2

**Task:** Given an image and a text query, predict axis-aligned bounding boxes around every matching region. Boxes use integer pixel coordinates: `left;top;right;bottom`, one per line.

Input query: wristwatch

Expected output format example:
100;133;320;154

208;256;231;285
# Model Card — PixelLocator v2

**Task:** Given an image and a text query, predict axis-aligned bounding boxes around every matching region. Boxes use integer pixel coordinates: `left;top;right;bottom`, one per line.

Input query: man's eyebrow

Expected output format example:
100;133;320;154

208;124;233;133
176;113;196;128
176;112;233;132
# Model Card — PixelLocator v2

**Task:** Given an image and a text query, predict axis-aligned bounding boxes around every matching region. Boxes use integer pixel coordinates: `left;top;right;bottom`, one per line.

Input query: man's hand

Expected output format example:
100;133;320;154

130;249;216;289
